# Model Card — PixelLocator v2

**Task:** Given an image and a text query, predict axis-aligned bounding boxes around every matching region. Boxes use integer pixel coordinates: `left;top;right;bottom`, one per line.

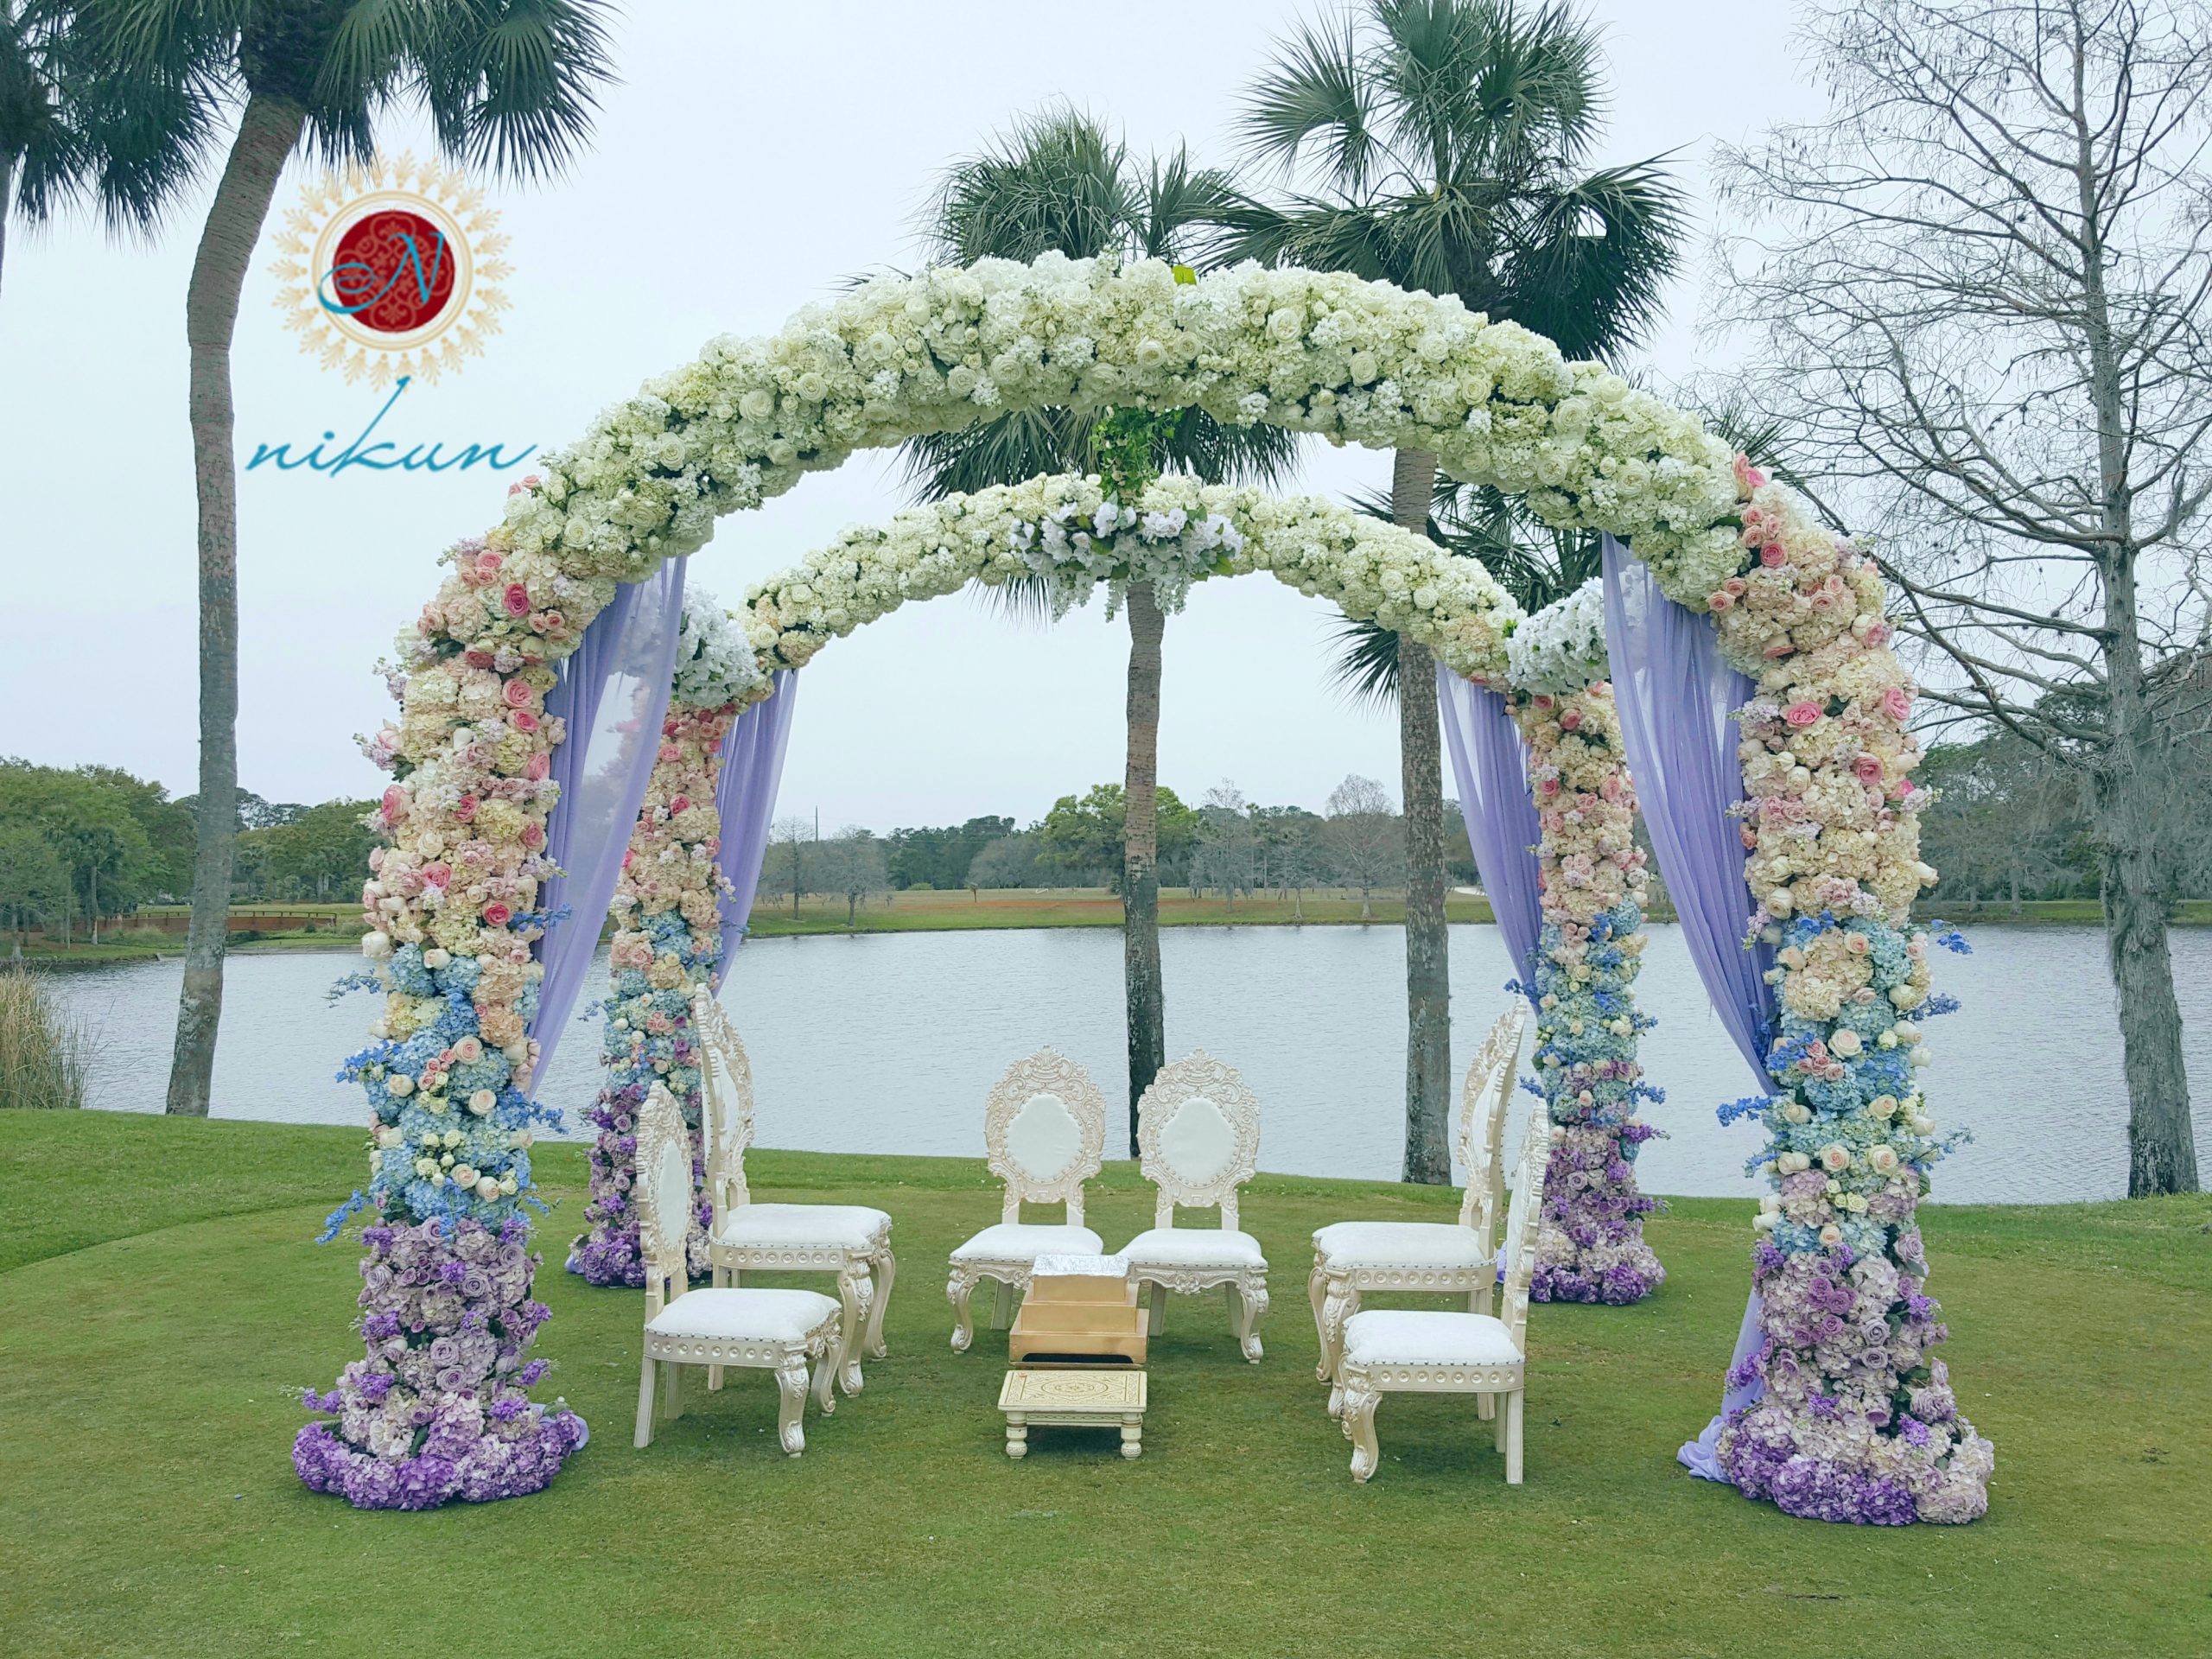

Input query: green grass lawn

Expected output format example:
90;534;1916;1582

3;1111;2209;1659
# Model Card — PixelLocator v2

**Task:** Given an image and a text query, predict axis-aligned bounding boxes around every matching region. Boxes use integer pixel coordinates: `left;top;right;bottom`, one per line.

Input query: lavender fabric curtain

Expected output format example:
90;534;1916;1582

711;670;799;960
529;556;689;1090
1599;533;1778;1480
1437;663;1544;1002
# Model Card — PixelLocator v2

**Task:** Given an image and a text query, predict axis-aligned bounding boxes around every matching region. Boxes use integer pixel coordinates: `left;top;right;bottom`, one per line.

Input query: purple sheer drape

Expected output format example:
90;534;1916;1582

711;670;799;962
530;557;689;1090
1600;534;1778;1480
1438;664;1544;1002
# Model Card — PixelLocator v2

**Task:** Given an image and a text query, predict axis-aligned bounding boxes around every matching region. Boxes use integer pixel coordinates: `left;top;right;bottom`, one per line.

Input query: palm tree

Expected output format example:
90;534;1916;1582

907;106;1298;1153
59;0;617;1116
1226;0;1686;1184
0;3;86;296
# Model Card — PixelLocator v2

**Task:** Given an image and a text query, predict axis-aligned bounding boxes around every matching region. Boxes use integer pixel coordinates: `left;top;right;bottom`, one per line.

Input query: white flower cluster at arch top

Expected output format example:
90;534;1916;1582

492;252;1744;601
668;587;753;710
727;471;1522;701
1503;576;1611;695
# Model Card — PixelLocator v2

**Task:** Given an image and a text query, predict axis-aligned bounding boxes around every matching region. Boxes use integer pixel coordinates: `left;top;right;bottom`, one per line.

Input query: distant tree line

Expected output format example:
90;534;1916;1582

0;760;378;944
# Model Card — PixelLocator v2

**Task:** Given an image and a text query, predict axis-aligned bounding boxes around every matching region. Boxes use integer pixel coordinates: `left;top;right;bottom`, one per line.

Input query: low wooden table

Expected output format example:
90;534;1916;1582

998;1368;1147;1459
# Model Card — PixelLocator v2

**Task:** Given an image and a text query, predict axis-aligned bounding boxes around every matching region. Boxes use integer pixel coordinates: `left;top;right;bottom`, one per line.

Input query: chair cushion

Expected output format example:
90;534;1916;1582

1117;1227;1267;1268
1342;1309;1522;1368
1313;1220;1489;1271
646;1287;840;1343
716;1203;888;1251
949;1223;1103;1263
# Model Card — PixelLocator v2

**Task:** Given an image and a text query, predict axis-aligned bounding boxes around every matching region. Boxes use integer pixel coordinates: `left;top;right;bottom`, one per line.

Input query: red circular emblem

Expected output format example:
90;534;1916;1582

324;208;458;335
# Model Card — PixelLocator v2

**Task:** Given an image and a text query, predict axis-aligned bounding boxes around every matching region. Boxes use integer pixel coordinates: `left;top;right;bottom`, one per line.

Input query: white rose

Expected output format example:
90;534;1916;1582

362;931;393;960
388;1074;415;1098
468;1090;496;1116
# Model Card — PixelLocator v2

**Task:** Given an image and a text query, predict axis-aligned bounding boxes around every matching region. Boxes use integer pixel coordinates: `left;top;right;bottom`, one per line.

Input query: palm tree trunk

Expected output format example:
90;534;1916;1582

1393;448;1452;1185
1122;581;1167;1155
165;94;303;1117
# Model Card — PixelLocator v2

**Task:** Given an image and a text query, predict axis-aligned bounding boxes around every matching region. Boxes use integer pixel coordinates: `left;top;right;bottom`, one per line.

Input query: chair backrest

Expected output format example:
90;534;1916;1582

633;1080;696;1319
1456;1004;1526;1237
691;985;755;1229
1497;1113;1553;1356
1136;1051;1261;1231
982;1049;1109;1226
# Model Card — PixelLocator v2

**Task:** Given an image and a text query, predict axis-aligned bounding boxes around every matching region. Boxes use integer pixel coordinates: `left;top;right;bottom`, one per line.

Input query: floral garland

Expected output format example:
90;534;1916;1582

1700;465;1992;1525
569;593;749;1288
1501;582;1666;1305
732;471;1518;697
309;252;1974;1522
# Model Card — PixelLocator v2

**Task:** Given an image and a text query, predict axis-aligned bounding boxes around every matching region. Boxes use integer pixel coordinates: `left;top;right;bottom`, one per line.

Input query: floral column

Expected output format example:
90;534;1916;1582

1706;462;1993;1524
296;531;596;1510
569;594;748;1287
1504;583;1665;1305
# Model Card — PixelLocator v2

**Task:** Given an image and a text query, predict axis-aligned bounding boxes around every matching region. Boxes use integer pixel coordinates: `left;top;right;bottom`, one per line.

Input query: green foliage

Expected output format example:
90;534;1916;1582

0;757;188;928
1038;783;1200;888
887;817;1015;890
0;964;89;1109
239;798;378;903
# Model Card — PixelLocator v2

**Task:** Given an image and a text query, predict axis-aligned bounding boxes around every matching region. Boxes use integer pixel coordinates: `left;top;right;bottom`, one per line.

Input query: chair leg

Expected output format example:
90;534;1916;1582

1317;1278;1357;1397
992;1277;1014;1330
947;1269;977;1353
633;1357;658;1449
1494;1390;1509;1449
812;1346;838;1418
1147;1280;1167;1336
1343;1385;1381;1484
1307;1260;1330;1366
865;1248;896;1358
775;1363;810;1457
659;1357;683;1423
1503;1389;1525;1484
709;1265;729;1391
835;1262;868;1396
1232;1274;1267;1363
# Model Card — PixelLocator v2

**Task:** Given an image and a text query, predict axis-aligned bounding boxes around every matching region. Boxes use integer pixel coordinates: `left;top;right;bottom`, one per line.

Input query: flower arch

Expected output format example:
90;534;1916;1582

300;252;1988;1527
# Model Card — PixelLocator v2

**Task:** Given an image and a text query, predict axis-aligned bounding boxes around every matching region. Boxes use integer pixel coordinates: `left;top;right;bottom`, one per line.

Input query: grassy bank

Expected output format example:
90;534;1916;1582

2;1111;2209;1657
22;892;2211;965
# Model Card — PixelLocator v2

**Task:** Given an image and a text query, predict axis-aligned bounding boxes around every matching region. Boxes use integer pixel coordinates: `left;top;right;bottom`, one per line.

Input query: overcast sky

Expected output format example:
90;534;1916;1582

1;0;1813;831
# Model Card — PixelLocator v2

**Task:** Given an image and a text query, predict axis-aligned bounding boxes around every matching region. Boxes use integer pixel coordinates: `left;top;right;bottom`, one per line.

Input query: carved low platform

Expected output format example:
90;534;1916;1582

999;1368;1148;1459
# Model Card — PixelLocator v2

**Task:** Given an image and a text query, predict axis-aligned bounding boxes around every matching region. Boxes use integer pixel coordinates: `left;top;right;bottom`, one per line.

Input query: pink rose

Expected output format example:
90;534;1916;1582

1725;577;1748;596
455;794;480;823
512;710;538;734
502;583;531;618
522;822;544;850
1760;543;1787;569
380;785;409;825
483;902;512;927
1560;709;1583;731
474;550;503;576
1784;701;1822;728
463;648;493;670
1853;754;1885;784
1707;590;1734;612
1866;622;1890;646
502;678;533;709
1881;684;1912;721
526;753;550;782
1764;642;1796;659
670;795;690;813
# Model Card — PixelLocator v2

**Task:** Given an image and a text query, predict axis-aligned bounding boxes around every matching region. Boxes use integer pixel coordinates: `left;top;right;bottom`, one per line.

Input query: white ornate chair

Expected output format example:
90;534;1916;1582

694;988;895;1397
1115;1052;1270;1362
946;1049;1109;1352
1331;1109;1550;1484
631;1081;841;1456
1309;1004;1525;1398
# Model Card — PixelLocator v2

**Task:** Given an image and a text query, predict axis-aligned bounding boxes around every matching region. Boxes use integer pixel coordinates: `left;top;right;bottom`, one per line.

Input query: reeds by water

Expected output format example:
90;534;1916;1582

0;966;92;1109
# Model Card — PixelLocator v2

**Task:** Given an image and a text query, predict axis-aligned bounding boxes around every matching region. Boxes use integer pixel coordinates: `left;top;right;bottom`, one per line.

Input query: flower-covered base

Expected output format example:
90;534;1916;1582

296;1217;587;1510
1531;1122;1665;1305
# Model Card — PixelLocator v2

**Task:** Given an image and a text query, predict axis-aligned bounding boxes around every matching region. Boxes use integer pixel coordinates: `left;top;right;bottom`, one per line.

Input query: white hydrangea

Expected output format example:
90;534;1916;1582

1505;577;1611;694
491;253;1745;607
735;470;1523;692
668;587;754;709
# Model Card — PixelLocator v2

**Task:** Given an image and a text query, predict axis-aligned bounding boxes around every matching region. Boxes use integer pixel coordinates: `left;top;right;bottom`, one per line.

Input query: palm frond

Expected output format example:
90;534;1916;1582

1497;156;1688;359
1327;609;1402;707
902;407;1091;501
1239;10;1379;189
924;103;1134;265
434;0;620;184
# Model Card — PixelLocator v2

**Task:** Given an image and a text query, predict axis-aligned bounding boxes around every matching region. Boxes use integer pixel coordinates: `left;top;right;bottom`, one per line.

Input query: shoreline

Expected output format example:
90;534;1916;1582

16;892;2205;968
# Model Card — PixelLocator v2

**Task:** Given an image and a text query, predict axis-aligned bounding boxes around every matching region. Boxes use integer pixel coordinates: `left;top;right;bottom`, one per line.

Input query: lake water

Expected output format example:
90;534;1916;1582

44;923;2212;1204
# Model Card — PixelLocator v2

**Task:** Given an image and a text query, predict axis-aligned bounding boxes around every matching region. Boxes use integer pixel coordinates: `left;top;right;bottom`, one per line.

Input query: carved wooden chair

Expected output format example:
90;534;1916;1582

1115;1052;1270;1362
631;1081;841;1456
695;988;895;1398
946;1049;1109;1352
1310;1004;1525;1401
1331;1109;1550;1484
